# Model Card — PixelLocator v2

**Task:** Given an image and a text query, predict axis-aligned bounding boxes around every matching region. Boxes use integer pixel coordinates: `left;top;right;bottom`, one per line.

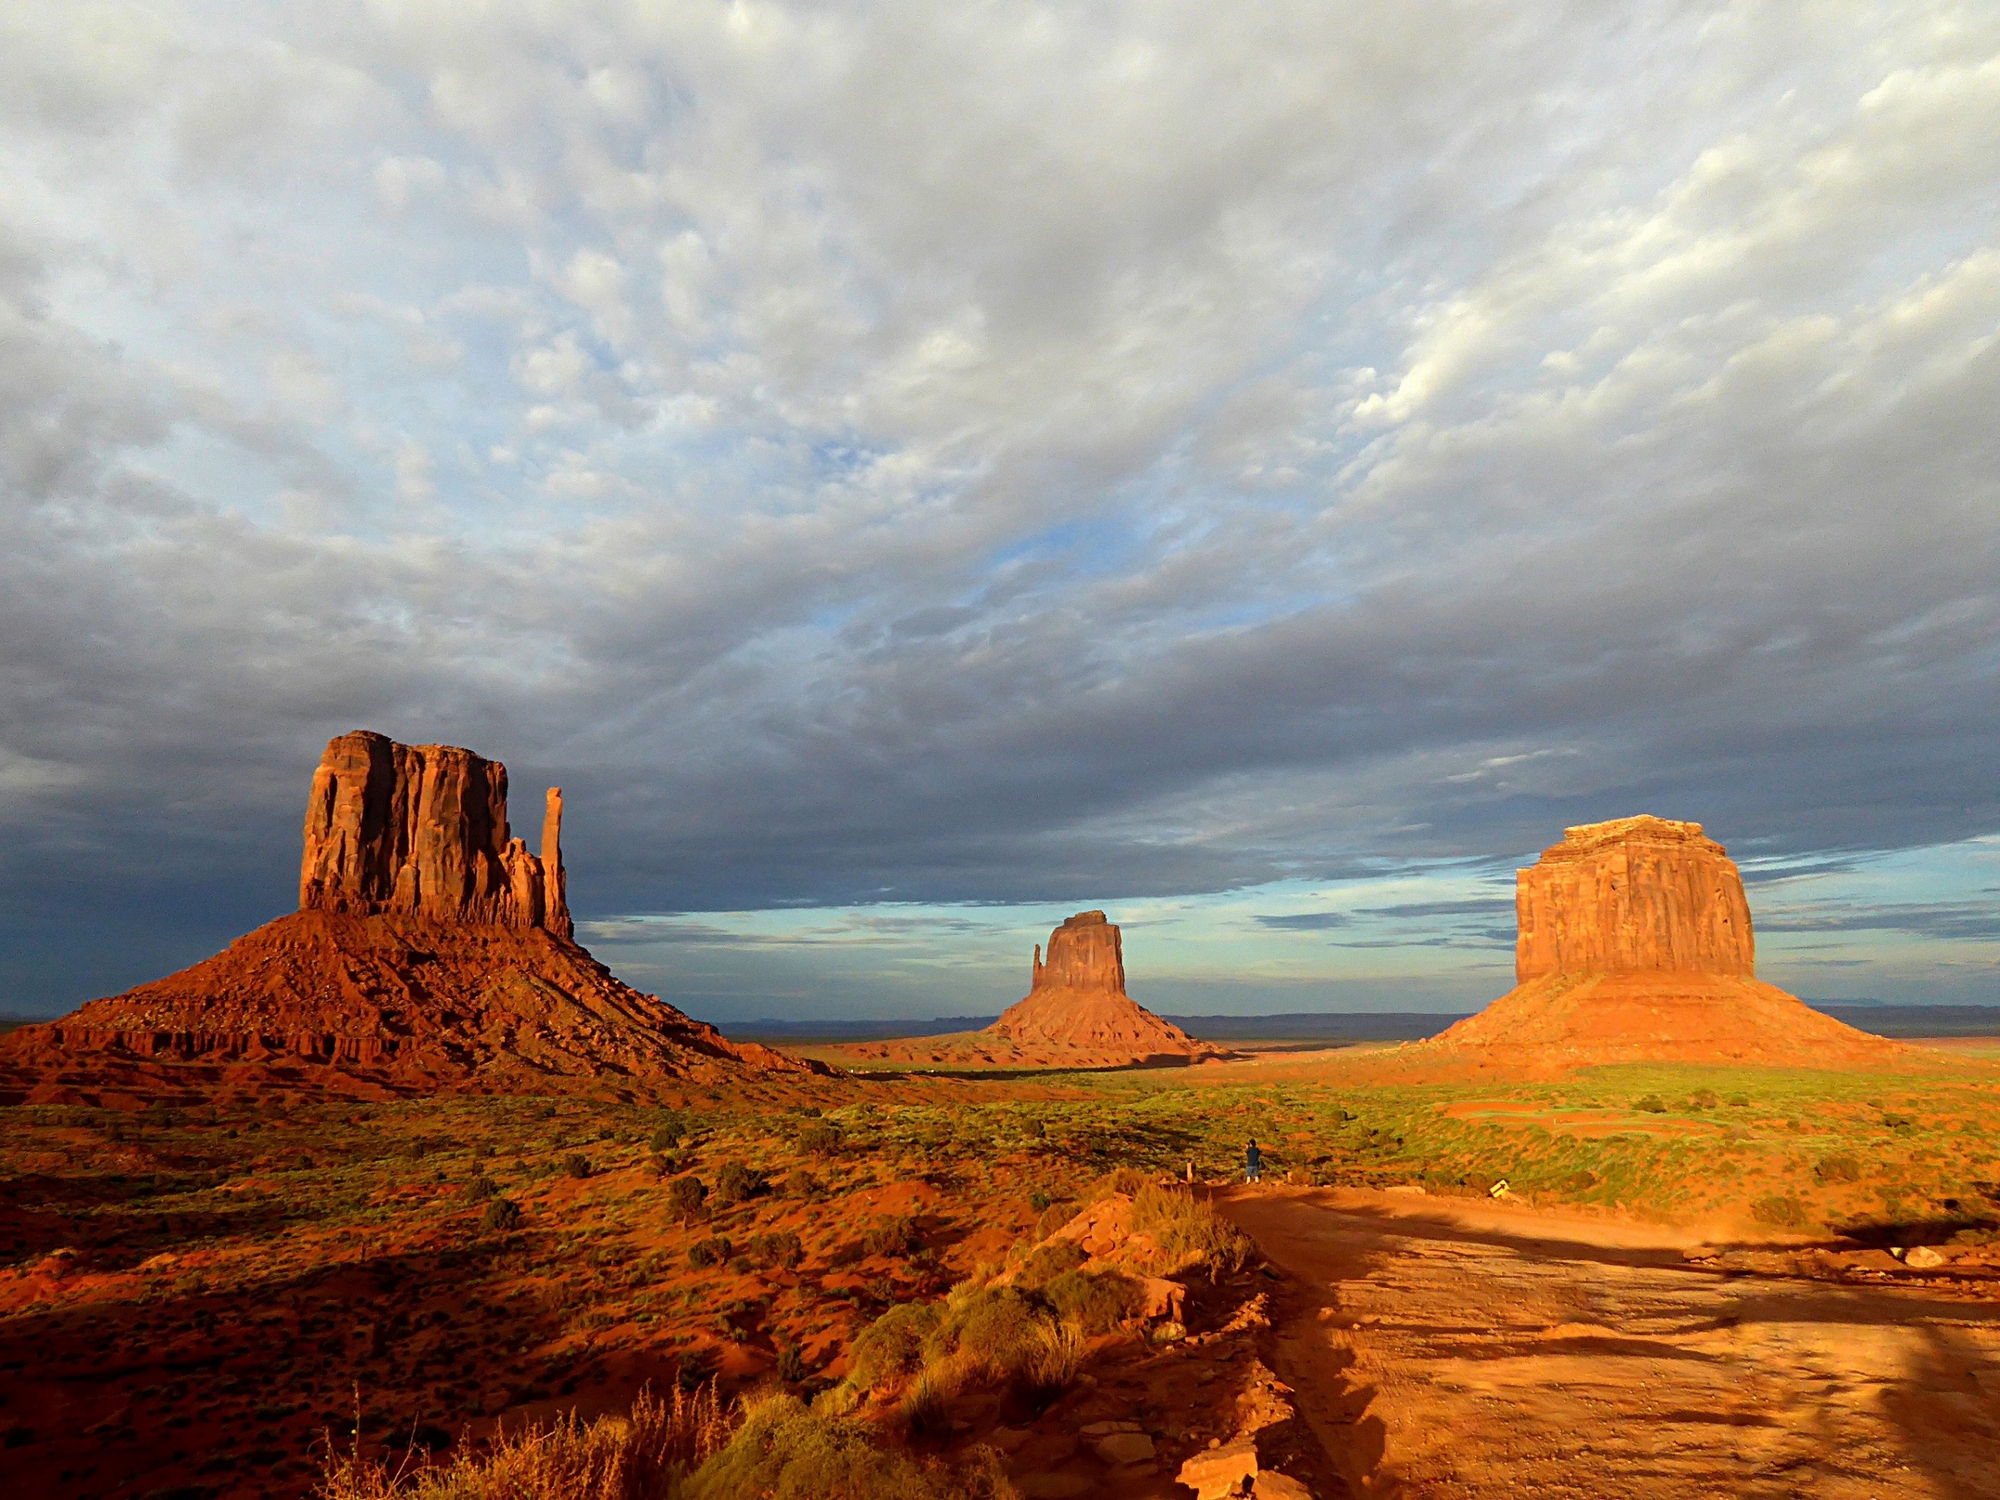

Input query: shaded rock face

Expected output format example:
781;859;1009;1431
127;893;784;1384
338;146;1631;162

298;730;571;940
1515;816;1753;984
1031;909;1127;995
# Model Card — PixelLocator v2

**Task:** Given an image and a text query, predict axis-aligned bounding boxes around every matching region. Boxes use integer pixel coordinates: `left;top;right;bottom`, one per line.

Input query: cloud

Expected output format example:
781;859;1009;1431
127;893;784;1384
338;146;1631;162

1255;912;1352;931
0;1;1994;1011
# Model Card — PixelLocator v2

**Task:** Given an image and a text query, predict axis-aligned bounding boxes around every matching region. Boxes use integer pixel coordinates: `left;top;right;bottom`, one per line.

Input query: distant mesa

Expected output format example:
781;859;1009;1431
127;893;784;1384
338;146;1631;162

832;910;1228;1071
0;730;821;1106
1423;815;1903;1071
984;911;1227;1066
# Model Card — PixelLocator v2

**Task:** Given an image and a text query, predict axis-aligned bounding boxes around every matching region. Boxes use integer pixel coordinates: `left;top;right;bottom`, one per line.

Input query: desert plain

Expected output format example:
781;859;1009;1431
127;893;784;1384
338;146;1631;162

2;744;1997;1500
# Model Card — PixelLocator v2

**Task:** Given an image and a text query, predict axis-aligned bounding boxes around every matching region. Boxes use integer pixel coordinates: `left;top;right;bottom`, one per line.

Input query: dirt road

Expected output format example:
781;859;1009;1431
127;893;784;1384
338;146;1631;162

1214;1187;2000;1500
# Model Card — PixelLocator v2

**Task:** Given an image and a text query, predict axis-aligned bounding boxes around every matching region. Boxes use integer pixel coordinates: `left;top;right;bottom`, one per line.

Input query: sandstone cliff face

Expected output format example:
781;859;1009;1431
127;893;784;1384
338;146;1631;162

1030;910;1127;995
298;730;571;938
986;910;1222;1064
1515;815;1753;984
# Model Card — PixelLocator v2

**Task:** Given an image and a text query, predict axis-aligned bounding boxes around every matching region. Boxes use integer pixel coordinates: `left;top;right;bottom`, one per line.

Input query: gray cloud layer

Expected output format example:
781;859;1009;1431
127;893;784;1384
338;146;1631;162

2;2;1995;1008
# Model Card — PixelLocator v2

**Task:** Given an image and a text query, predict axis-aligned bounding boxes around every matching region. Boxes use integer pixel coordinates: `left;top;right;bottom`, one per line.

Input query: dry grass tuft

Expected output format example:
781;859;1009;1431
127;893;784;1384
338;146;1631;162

1131;1183;1252;1276
317;1382;727;1500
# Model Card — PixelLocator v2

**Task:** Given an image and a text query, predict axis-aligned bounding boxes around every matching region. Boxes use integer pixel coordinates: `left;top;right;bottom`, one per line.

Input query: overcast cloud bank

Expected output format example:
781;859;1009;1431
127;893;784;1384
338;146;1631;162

2;2;1994;1014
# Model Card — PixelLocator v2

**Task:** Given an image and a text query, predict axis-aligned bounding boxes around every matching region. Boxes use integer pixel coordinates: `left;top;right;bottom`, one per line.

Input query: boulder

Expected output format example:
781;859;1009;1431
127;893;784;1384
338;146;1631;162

1178;1438;1259;1499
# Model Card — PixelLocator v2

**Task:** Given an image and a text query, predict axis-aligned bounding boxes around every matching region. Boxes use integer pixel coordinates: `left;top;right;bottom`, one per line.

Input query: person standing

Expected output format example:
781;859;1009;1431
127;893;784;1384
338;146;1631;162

1245;1138;1262;1183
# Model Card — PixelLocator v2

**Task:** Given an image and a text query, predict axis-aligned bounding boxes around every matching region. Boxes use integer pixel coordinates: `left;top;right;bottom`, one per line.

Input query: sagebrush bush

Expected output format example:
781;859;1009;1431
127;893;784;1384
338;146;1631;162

1752;1193;1808;1228
715;1161;767;1205
863;1216;922;1260
1040;1269;1142;1334
923;1285;1043;1374
849;1301;941;1391
482;1198;522;1232
1013;1239;1086;1287
1635;1095;1668;1114
798;1123;842;1158
751;1231;804;1269
1815;1154;1863;1184
688;1237;734;1269
460;1176;496;1203
681;1392;1016;1500
1129;1184;1250;1276
562;1154;593;1180
665;1175;709;1223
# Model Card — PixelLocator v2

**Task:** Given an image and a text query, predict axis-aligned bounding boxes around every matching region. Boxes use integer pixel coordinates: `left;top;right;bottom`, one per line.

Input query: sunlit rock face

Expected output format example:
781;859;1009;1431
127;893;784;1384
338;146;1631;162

1514;816;1754;984
1030;909;1128;994
298;730;571;939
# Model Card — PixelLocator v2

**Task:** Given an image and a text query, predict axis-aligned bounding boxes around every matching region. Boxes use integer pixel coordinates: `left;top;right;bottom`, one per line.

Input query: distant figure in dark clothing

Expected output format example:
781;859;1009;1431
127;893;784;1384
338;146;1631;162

1245;1139;1262;1183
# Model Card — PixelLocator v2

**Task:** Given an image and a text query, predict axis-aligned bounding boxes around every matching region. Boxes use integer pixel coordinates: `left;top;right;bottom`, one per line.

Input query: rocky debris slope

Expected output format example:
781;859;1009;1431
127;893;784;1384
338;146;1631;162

0;730;821;1105
1420;816;1901;1072
984;911;1226;1065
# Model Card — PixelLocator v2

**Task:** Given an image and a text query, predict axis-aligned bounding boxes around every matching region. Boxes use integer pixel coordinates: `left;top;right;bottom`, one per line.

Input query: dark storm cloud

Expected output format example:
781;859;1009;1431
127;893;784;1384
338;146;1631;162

0;2;1996;1009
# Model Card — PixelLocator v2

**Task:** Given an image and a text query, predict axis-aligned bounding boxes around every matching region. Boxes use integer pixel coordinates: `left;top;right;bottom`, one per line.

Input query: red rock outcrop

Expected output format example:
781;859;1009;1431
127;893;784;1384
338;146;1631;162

1420;816;1902;1073
0;730;822;1105
984;911;1226;1066
298;730;571;938
1515;816;1752;982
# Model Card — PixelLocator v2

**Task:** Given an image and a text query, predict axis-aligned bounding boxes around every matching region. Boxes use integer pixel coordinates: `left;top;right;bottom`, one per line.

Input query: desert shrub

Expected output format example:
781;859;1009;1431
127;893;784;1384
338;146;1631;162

1883;1113;1916;1133
1040;1269;1142;1334
777;1341;809;1384
727;1255;756;1275
1752;1194;1808;1228
1015;1238;1087;1287
849;1301;942;1391
1726;1094;1751;1108
1102;1167;1150;1198
863;1216;923;1260
1634;1095;1668;1114
1031;1202;1075;1240
682;1392;1013;1500
651;1121;685;1153
1815;1154;1864;1184
689;1237;734;1269
1130;1184;1251;1276
798;1123;843;1158
1689;1089;1720;1110
482;1198;522;1232
1560;1170;1598;1192
782;1170;827;1201
1028;1190;1052;1212
901;1365;954;1437
563;1154;593;1180
752;1231;805;1270
925;1285;1044;1373
320;1382;727;1500
460;1176;497;1203
666;1175;709;1222
1011;1316;1084;1409
715;1160;768;1206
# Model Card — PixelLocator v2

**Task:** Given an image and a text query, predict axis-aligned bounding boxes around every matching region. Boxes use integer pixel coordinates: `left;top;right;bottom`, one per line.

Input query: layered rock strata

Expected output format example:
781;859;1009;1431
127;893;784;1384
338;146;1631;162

1515;816;1752;981
1424;816;1901;1072
0;730;819;1105
298;730;571;938
985;911;1224;1064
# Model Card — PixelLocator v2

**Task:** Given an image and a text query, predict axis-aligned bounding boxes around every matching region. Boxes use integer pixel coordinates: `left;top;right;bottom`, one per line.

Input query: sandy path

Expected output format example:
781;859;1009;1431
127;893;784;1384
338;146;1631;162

1214;1187;2000;1500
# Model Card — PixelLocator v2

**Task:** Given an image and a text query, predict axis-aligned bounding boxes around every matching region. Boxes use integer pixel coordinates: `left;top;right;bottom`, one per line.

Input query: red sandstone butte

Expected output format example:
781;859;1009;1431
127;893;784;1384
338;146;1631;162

1424;816;1902;1071
0;730;820;1106
985;911;1225;1065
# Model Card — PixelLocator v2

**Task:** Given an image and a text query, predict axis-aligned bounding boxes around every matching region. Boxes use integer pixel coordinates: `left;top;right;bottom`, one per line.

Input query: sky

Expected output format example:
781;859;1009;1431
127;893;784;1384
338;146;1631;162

2;1;1995;1021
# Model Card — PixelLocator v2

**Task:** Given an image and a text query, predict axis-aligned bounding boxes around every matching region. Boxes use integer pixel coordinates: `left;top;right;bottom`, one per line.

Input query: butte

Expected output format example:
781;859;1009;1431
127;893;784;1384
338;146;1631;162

982;911;1226;1068
1417;815;1903;1073
0;730;820;1107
